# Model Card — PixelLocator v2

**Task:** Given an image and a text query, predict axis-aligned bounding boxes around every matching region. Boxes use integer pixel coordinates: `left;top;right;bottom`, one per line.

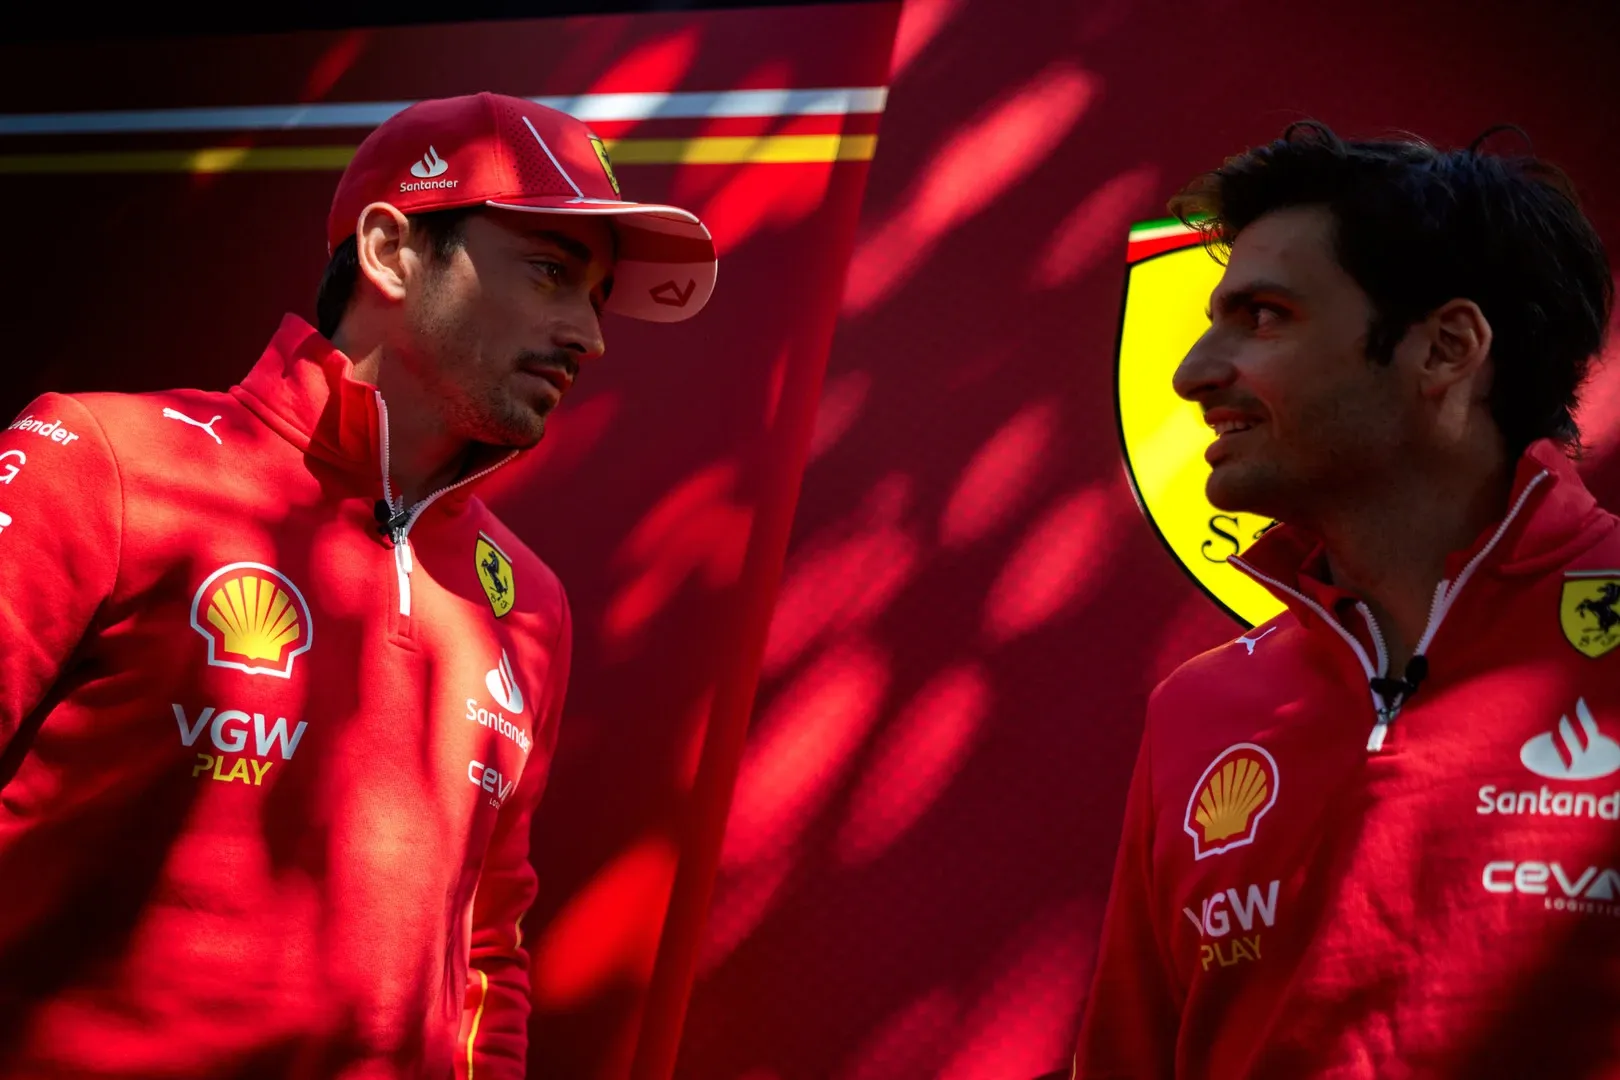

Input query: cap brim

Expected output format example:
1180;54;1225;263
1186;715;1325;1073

485;197;717;323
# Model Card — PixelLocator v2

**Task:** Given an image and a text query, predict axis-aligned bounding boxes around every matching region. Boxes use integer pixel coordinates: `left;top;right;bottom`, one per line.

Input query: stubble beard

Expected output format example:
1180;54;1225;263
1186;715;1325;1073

474;382;549;449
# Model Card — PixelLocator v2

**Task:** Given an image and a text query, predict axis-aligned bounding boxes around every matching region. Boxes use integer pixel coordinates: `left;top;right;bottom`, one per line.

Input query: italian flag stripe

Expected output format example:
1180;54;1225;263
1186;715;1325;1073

1126;219;1204;263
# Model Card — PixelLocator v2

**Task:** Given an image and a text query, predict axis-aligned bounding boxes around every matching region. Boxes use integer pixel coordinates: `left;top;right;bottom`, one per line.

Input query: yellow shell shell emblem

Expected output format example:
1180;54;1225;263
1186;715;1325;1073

476;533;516;618
1184;742;1279;860
190;562;313;678
1561;572;1620;658
1116;219;1284;628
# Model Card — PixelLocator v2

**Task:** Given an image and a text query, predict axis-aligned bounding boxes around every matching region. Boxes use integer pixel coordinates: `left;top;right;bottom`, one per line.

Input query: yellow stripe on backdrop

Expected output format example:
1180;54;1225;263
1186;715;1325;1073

0;134;879;175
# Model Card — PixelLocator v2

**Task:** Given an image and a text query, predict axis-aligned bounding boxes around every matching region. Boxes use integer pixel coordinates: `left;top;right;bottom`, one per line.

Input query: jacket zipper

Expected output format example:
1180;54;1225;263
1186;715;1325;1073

1230;469;1549;754
1226;561;1390;738
374;391;518;621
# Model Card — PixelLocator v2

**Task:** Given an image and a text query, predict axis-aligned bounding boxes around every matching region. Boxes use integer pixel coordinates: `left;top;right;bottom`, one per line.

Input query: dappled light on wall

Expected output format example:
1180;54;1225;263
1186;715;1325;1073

721;639;891;871
603;463;754;646
532;836;681;1009
760;474;919;676
940;400;1061;549
842;64;1098;315
834;661;992;866
983;482;1121;644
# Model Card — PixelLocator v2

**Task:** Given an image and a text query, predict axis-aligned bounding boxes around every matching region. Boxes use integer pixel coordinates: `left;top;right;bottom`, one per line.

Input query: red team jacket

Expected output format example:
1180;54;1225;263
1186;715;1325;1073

1076;441;1620;1077
0;315;570;1079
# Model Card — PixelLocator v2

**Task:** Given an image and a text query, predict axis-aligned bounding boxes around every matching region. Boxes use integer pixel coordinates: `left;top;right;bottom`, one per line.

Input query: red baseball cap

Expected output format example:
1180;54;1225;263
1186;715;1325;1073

327;92;716;323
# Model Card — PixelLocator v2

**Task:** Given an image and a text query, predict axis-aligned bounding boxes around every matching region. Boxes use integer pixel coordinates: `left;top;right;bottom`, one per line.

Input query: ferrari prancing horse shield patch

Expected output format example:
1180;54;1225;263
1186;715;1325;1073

476;533;515;619
1562;571;1620;659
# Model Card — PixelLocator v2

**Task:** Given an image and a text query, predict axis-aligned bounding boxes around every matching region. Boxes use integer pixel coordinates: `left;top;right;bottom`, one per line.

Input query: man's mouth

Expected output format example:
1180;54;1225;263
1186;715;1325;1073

521;365;575;396
1203;408;1263;465
1203;406;1262;437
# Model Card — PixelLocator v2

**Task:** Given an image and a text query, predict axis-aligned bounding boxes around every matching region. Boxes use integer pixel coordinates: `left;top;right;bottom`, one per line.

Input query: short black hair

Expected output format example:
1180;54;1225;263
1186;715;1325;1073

1169;122;1613;453
315;207;481;340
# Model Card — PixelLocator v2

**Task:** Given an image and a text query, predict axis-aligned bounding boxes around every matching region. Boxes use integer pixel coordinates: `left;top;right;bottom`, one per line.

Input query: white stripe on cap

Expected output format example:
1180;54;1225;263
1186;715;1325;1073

520;113;583;199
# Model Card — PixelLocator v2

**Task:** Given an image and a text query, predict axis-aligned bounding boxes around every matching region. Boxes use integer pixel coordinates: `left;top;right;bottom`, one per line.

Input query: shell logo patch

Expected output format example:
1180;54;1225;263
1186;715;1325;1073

1184;742;1279;860
1115;218;1285;628
190;562;313;678
1562;572;1620;659
476;533;516;618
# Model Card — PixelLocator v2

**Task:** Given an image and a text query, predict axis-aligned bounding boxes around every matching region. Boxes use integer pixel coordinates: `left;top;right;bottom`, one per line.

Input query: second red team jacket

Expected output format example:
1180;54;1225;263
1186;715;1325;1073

0;315;569;1078
1076;441;1620;1077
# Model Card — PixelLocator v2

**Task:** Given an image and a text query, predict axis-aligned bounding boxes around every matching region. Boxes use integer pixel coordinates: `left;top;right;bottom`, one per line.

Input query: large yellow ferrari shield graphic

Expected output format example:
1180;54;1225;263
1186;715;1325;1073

1116;219;1285;628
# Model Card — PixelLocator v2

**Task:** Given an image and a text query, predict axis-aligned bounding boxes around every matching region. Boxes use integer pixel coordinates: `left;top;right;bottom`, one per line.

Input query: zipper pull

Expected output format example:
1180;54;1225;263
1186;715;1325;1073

1370;655;1429;704
374;499;409;544
392;532;414;617
1367;720;1390;753
1366;655;1429;754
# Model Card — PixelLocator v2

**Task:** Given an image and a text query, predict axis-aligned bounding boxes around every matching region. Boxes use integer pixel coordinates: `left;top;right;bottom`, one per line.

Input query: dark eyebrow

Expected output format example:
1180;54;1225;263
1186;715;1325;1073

1206;279;1305;320
520;228;598;266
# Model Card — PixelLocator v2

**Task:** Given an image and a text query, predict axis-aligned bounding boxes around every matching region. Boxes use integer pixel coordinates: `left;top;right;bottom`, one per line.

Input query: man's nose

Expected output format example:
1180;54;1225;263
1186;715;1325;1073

1171;329;1234;404
554;296;606;362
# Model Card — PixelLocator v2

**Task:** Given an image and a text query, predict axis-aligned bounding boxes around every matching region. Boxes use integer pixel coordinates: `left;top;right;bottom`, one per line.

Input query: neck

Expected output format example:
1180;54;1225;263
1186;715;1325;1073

1314;446;1514;671
335;329;470;507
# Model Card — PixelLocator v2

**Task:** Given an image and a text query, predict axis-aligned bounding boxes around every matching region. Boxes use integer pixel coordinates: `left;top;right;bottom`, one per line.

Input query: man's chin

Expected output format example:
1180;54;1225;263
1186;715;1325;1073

508;419;547;450
477;410;548;451
1205;468;1275;518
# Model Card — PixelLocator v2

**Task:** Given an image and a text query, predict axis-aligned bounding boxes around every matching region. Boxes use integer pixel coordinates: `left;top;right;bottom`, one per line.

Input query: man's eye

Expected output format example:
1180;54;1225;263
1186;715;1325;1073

1251;303;1284;328
531;260;566;283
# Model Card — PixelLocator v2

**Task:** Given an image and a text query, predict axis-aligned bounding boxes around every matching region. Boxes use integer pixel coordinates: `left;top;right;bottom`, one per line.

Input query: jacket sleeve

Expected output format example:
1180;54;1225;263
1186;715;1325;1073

1072;716;1180;1079
0;394;122;757
458;587;572;1079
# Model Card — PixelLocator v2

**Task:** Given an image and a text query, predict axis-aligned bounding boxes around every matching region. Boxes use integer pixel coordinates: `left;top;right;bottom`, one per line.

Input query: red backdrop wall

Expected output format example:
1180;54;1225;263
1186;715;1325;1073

4;2;1620;1079
0;8;900;1078
675;1;1620;1079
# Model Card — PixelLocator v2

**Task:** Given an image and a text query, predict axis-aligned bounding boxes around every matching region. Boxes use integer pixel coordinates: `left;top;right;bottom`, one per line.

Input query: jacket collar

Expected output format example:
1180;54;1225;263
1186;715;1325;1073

1233;439;1613;628
230;313;518;512
232;314;380;469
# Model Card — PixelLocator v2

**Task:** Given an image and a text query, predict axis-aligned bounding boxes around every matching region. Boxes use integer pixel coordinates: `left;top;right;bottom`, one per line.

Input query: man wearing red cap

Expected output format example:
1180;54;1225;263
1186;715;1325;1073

0;93;716;1078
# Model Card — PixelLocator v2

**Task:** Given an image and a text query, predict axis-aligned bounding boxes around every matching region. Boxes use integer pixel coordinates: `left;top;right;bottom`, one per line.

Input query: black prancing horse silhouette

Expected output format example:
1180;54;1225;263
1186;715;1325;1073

481;550;509;601
1577;582;1620;635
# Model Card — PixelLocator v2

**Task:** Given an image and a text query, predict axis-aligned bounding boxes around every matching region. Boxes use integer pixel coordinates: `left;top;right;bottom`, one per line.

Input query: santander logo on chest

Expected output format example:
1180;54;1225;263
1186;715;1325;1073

1478;697;1620;822
1477;697;1620;917
466;649;532;755
466;648;534;810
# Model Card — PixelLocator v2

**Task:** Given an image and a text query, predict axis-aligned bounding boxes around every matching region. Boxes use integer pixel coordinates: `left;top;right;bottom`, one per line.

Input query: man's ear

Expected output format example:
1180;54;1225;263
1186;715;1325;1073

1417;297;1494;402
354;202;416;303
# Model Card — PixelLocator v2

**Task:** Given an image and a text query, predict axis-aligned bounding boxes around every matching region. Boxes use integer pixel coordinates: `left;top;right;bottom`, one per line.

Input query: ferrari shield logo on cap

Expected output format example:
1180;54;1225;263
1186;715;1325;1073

1115;218;1285;628
476;533;516;618
1561;572;1620;658
588;133;621;197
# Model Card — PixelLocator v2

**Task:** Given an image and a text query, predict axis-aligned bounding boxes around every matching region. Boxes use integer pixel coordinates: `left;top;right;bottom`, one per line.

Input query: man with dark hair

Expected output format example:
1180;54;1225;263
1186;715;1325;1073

0;93;715;1078
1074;124;1619;1077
